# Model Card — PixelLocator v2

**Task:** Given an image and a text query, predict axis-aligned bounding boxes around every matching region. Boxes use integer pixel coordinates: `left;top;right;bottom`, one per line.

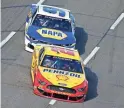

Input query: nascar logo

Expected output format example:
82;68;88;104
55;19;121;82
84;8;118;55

37;28;67;40
43;68;81;78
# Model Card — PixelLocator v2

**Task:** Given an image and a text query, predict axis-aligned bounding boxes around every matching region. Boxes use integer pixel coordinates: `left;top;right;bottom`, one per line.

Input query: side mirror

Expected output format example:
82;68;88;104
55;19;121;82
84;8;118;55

28;18;32;25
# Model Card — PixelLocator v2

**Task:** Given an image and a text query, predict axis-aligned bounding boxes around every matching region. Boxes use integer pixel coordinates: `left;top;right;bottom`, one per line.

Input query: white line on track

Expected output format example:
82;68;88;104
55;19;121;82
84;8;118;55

37;0;57;106
0;0;46;49
37;0;46;5
83;47;100;65
0;31;16;48
110;13;124;30
38;0;57;106
47;47;100;106
49;99;57;105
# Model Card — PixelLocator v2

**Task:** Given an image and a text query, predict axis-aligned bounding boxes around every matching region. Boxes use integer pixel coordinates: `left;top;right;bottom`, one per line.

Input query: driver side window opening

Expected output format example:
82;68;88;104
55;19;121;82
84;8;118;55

69;13;75;24
41;55;83;73
39;47;45;65
30;9;38;25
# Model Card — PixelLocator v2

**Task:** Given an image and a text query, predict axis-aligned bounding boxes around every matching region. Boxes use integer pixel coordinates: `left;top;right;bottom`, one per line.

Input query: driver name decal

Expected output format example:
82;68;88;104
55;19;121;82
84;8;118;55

37;28;67;40
43;68;81;78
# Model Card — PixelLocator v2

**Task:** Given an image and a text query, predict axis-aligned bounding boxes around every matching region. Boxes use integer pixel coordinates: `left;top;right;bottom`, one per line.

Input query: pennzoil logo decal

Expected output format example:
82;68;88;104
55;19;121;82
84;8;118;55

37;28;67;40
43;68;81;78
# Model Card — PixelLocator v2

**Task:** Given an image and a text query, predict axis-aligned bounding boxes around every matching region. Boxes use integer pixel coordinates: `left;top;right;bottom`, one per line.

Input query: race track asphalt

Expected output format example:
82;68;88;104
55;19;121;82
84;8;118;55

1;0;124;108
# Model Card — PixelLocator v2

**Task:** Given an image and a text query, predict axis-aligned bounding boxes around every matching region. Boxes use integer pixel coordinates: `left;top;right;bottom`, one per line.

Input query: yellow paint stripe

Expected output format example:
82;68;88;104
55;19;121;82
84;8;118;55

31;71;34;83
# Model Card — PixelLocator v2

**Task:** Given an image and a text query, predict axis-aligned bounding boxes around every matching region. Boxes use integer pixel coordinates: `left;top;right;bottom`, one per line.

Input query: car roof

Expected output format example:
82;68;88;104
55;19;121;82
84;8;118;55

37;5;70;20
43;46;81;61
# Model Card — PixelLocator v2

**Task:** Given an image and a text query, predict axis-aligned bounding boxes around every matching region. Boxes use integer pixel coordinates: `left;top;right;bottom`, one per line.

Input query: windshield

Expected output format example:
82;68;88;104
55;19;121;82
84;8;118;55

32;14;72;32
41;55;83;73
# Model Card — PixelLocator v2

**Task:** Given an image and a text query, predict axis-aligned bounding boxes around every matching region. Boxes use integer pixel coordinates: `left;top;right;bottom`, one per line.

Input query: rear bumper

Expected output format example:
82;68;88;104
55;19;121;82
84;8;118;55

25;35;75;52
34;87;86;103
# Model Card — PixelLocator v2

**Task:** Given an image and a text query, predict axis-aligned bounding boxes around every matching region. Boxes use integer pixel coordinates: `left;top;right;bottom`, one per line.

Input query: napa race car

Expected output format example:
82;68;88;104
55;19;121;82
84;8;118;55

31;45;88;102
25;4;76;52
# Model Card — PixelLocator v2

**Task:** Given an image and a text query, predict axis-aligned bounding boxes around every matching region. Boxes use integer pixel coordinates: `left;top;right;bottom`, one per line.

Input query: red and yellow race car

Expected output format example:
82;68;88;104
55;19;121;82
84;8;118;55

31;45;88;102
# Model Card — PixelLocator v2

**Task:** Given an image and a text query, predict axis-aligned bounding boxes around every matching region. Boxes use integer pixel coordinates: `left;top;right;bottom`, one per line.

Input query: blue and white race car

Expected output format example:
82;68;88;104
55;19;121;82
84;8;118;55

25;4;76;52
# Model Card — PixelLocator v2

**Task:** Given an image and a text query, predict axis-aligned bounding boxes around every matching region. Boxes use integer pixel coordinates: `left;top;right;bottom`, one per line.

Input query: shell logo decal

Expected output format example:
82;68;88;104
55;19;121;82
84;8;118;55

56;75;69;81
37;28;67;40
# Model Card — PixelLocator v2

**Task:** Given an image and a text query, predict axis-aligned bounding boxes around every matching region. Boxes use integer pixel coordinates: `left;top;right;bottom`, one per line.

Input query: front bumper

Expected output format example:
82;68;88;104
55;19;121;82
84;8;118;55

25;35;75;52
33;86;86;103
25;36;46;52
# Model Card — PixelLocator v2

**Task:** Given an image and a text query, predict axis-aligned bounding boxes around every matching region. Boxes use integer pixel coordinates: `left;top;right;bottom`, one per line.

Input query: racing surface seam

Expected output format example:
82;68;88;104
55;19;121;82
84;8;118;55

82;9;124;65
2;82;32;90
1;5;30;9
111;83;124;89
73;12;115;20
1;30;24;32
1;58;17;61
96;9;124;46
2;7;24;31
91;10;124;70
2;61;30;69
96;100;116;107
3;8;26;31
88;33;124;39
108;32;116;74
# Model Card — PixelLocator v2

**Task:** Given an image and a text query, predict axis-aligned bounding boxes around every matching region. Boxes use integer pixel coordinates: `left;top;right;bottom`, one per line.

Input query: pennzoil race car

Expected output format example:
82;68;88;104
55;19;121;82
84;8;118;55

25;4;76;52
31;45;88;102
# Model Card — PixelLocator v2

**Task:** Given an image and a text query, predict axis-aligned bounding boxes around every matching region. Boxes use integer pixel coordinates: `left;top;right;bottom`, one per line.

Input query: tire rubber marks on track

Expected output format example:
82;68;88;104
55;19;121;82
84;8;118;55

110;13;124;30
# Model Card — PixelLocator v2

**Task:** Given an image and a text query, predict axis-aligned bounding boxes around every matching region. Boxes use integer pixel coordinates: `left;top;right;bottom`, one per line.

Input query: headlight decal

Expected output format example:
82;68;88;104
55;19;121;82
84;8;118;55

38;79;46;85
77;86;86;92
73;80;88;93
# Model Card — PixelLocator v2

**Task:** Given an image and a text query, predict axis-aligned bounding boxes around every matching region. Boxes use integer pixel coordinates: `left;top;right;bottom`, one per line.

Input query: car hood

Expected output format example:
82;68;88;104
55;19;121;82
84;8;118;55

27;25;76;45
39;67;85;88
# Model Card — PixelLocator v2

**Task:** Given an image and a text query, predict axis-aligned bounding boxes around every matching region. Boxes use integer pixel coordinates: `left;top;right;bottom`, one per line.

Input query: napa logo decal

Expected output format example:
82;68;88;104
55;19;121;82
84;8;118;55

37;28;67;40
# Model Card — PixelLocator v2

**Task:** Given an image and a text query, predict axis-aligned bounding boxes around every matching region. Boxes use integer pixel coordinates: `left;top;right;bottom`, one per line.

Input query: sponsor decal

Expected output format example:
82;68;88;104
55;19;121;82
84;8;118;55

56;75;69;81
58;83;67;86
43;68;81;78
52;47;75;56
37;28;67;40
28;10;32;18
52;90;71;95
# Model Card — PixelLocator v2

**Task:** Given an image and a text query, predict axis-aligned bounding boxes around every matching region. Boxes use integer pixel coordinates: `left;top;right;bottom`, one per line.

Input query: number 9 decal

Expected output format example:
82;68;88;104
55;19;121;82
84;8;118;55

43;6;66;17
